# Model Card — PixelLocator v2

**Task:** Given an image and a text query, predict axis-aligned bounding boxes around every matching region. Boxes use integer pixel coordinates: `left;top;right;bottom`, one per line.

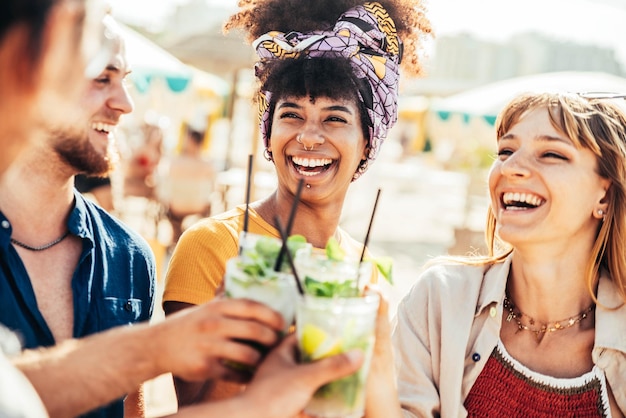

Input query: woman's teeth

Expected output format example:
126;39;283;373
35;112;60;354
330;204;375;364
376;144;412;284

502;192;544;209
292;156;332;167
292;156;333;177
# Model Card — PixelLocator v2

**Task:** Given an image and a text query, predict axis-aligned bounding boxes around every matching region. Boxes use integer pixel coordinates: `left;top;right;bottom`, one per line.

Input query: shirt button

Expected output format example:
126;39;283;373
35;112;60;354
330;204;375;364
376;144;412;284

472;353;481;362
124;301;133;312
1;220;9;229
489;306;497;317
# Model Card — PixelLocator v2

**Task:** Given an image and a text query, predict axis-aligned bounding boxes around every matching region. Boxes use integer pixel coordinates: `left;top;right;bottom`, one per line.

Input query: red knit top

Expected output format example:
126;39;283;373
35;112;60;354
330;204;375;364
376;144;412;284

464;341;610;417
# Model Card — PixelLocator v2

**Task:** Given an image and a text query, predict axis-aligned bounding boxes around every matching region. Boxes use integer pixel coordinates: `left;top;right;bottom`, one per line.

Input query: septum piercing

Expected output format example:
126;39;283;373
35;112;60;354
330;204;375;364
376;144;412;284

296;134;315;151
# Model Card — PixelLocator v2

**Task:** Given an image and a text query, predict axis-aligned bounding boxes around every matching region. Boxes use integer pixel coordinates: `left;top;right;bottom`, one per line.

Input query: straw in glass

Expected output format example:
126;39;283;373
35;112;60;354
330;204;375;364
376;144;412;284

273;179;304;271
274;216;305;296
239;154;254;255
357;188;382;290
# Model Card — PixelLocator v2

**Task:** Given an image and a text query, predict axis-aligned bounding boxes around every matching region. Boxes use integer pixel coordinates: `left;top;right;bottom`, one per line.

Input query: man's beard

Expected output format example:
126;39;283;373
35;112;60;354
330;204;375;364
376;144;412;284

50;125;113;177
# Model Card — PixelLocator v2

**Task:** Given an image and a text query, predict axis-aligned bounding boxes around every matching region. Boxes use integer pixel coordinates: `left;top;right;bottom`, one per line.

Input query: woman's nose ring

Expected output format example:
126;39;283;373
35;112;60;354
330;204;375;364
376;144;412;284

296;134;314;151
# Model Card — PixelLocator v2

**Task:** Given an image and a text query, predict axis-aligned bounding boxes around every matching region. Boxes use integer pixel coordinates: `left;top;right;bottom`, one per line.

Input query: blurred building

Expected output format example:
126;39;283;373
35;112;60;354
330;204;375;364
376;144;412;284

410;32;625;96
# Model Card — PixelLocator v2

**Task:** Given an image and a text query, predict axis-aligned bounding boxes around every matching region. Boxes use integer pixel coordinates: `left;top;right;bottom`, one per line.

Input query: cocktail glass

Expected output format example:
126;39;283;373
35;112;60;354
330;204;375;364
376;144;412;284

296;290;379;418
225;231;311;332
224;256;298;334
223;232;308;372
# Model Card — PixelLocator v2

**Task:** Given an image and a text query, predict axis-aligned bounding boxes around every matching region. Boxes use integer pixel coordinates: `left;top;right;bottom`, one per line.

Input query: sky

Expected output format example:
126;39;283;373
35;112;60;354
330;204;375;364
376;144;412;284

107;0;626;66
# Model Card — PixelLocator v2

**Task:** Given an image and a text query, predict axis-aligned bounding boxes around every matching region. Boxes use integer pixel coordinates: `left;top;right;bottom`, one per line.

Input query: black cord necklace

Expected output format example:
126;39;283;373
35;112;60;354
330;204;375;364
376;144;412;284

10;231;71;251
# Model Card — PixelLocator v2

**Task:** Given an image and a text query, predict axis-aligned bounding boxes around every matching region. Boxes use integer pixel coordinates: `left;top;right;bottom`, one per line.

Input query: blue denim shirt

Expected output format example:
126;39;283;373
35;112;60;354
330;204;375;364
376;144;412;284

0;191;156;418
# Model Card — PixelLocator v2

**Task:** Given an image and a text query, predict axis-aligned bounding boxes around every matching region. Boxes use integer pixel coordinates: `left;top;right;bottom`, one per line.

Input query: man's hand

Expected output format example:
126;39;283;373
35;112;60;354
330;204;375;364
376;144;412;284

151;298;285;382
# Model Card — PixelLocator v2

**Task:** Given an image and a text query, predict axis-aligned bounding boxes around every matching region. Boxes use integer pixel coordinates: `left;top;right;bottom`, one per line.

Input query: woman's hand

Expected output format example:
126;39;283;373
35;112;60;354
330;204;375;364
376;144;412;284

364;286;403;418
240;333;364;418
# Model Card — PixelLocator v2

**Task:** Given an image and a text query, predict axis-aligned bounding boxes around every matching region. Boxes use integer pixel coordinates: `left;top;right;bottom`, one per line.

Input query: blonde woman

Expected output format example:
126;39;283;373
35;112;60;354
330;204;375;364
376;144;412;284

393;92;626;416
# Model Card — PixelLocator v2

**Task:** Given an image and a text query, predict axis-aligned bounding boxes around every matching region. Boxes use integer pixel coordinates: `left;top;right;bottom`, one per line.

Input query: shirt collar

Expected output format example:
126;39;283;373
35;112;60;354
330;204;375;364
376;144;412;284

0;212;12;250
68;190;94;241
474;252;626;354
0;192;94;249
474;253;512;317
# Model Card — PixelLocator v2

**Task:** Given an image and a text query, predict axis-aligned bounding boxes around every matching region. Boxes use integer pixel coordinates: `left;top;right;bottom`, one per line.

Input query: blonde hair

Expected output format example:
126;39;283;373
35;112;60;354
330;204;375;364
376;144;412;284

455;92;626;304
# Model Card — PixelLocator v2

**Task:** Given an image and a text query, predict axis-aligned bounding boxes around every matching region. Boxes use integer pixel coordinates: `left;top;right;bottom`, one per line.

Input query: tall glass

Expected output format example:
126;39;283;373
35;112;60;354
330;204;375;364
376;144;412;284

296;291;379;418
223;232;306;372
224;255;298;334
224;231;310;332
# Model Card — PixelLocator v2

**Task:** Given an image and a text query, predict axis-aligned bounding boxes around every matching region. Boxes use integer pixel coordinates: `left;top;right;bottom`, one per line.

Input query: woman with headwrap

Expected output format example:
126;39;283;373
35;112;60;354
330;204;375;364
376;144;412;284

162;0;432;408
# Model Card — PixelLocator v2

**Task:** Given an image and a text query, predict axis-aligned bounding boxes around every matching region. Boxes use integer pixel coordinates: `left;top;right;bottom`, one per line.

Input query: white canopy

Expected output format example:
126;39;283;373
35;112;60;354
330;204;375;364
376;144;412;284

426;71;626;169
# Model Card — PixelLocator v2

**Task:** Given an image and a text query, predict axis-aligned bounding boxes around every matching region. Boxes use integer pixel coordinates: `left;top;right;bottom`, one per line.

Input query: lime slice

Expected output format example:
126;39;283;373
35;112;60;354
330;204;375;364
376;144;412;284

325;237;346;261
301;324;342;360
373;256;394;284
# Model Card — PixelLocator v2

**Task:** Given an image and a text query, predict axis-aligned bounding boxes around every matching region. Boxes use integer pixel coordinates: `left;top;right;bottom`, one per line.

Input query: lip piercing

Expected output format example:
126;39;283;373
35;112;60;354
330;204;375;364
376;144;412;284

306;184;311;189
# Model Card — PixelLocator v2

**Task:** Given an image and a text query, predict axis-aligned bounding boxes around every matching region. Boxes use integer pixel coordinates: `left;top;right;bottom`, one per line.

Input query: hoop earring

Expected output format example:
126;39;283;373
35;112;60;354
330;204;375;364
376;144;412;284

263;148;273;162
352;159;369;181
358;159;368;174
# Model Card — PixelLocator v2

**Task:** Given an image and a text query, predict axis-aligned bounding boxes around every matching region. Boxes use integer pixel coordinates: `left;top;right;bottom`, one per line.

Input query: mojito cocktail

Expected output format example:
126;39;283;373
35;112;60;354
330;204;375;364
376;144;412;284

224;256;298;334
222;232;309;372
297;291;379;418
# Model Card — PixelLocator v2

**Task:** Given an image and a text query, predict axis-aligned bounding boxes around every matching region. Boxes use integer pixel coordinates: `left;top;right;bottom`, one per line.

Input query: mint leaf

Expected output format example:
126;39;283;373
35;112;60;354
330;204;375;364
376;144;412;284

303;276;359;297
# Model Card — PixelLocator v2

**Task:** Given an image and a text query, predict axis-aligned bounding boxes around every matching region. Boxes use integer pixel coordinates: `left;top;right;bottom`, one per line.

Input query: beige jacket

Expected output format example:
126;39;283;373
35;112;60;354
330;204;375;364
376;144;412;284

392;254;626;417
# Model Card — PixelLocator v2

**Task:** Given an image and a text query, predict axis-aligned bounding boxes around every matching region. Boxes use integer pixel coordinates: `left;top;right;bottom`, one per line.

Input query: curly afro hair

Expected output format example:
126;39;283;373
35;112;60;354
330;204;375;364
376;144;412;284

224;0;433;76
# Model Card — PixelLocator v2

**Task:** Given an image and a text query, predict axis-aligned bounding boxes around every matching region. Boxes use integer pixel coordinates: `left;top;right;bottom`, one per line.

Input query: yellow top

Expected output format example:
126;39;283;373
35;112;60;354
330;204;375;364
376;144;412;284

163;204;374;306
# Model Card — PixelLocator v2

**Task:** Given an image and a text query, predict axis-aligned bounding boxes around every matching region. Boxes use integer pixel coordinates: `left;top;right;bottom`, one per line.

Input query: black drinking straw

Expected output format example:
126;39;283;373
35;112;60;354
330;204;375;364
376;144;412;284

356;188;382;292
359;188;381;263
273;179;304;271
239;154;254;255
274;216;305;296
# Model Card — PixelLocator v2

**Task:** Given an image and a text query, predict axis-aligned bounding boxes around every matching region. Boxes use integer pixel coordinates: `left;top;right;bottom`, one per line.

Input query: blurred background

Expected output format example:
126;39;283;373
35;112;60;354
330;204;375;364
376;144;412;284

89;0;626;414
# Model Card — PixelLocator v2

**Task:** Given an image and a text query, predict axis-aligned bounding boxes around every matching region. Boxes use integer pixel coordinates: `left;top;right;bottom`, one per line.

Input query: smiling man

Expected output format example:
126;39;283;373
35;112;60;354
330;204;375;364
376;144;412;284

0;15;155;418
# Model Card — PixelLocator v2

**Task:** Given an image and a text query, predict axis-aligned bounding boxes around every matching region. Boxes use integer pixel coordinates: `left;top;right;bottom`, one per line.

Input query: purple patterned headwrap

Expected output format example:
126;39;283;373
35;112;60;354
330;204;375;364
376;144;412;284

253;2;402;172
